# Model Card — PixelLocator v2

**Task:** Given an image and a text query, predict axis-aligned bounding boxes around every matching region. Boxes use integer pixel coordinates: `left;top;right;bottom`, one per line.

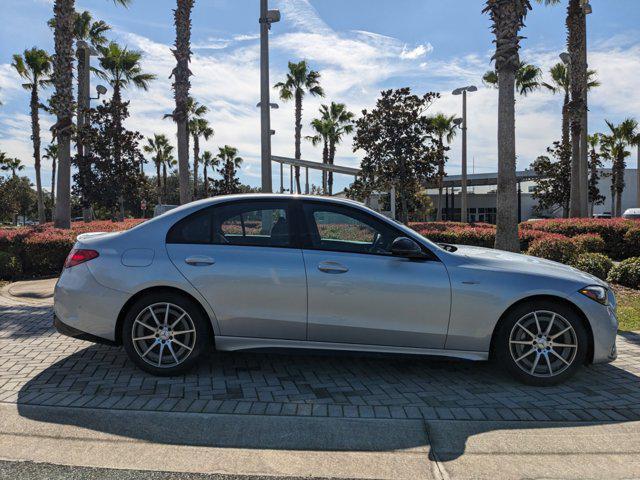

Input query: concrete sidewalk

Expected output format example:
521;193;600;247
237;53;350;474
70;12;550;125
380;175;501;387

0;278;56;305
1;403;639;479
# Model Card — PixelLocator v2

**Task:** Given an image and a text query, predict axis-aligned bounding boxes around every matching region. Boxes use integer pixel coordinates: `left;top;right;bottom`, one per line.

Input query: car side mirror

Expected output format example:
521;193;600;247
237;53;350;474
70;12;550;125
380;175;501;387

391;237;426;259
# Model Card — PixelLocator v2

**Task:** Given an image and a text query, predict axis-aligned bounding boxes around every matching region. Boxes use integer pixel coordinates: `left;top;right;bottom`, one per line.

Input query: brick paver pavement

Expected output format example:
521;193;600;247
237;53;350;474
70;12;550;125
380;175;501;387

1;296;639;422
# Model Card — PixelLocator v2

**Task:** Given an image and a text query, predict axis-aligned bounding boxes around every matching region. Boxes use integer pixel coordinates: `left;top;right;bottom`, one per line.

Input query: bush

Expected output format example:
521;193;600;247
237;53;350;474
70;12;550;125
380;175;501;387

0;251;22;280
527;236;579;264
0;219;145;279
607;257;640;289
623;228;640;258
572;233;606;253
570;253;614;280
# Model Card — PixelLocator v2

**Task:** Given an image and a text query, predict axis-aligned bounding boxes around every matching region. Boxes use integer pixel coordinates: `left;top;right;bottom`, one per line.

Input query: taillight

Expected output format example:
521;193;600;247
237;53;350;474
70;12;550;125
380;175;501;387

64;249;99;268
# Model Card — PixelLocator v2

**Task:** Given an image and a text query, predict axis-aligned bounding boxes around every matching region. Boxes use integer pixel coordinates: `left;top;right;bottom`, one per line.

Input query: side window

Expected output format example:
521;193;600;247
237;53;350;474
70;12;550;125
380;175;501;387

303;204;400;255
166;211;212;244
213;202;291;247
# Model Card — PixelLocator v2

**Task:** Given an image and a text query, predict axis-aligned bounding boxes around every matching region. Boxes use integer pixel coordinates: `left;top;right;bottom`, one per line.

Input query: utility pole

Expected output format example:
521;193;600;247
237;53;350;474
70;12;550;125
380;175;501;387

452;85;477;223
259;0;280;194
579;2;592;217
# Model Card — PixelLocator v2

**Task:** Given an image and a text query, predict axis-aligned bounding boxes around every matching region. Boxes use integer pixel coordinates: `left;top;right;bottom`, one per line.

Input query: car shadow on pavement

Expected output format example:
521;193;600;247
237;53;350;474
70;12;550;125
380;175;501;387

13;335;640;459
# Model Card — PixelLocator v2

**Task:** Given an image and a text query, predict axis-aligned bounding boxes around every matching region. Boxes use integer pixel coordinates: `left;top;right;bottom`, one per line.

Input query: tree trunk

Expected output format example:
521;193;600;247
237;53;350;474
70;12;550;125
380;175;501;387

163;163;168;200
436;139;444;221
30;85;45;224
203;163;208;197
322;138;328;194
51;157;56;208
567;0;585;218
328;138;336;196
294;90;302;194
156;161;162;204
494;68;520;252
192;134;199;199
173;0;194;205
53;0;75;229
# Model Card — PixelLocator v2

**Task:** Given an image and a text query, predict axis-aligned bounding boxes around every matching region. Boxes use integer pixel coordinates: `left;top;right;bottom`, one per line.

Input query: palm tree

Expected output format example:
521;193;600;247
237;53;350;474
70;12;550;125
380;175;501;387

483;61;542;96
306;117;332;193
216;146;243;195
96;41;155;219
51;0;130;229
1;157;25;178
144;134;173;204
275;60;325;193
602;119;637;216
427;113;458;221
542;63;599;149
189;117;214;199
12;48;52;224
323;102;354;195
201;150;218;198
171;0;194;205
483;0;532;252
43;143;58;207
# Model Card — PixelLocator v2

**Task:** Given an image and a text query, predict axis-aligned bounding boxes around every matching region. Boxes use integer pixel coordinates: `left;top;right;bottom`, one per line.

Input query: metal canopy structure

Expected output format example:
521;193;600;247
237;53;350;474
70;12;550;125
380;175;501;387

271;155;361;193
426;170;540;189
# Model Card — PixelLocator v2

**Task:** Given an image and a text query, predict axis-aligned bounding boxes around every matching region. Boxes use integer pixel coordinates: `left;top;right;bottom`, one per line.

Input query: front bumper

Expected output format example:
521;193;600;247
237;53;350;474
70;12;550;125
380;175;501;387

569;290;618;364
54;314;116;346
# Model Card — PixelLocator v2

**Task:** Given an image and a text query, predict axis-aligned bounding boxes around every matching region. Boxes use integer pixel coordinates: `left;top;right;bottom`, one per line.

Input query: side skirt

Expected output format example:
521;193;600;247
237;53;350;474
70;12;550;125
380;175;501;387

214;336;488;361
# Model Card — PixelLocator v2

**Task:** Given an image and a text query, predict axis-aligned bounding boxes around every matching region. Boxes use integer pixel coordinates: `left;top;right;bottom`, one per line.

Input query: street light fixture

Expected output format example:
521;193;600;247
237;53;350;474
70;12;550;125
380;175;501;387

559;52;571;65
451;85;477;223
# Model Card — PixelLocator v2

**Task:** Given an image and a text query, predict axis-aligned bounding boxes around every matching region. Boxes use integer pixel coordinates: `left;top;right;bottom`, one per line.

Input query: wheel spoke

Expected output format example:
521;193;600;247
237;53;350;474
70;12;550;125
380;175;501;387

164;304;170;326
544;314;556;336
148;307;161;327
552;343;577;348
544;353;553;375
141;342;157;358
173;338;193;352
550;349;570;365
550;326;572;340
173;329;195;336
134;319;156;332
516;321;536;339
157;343;165;366
530;352;541;374
167;343;179;364
533;312;542;335
133;334;156;341
169;313;186;329
515;348;535;362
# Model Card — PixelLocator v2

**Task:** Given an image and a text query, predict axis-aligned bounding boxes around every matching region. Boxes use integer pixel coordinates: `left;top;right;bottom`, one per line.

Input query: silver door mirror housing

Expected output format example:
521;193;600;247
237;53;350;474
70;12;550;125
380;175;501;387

391;237;425;259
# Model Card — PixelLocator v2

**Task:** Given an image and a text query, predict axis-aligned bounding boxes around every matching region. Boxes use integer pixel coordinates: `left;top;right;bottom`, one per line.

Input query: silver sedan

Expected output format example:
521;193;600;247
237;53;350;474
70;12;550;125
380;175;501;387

54;194;618;385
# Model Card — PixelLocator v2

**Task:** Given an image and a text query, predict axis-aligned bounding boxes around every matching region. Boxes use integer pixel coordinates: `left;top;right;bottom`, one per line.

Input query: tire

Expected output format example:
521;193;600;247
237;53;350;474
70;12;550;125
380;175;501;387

122;291;211;376
495;300;588;386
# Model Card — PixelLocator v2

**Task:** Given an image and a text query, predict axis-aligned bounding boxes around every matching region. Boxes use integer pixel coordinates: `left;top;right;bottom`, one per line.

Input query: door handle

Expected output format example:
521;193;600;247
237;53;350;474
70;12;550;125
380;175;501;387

318;261;349;274
185;256;215;266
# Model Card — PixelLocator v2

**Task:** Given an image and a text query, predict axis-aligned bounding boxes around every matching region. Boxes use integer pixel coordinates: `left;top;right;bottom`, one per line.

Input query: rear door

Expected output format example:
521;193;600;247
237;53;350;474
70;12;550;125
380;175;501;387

166;199;307;340
300;201;451;349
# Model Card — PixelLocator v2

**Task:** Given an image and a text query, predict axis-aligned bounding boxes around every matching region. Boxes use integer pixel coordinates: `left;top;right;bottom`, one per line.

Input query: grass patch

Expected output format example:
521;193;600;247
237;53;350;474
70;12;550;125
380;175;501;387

613;285;640;332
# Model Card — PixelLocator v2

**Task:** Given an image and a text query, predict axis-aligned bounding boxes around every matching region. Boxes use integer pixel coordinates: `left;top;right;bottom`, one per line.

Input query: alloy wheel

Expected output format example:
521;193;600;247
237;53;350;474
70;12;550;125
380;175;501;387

131;302;197;368
509;310;578;378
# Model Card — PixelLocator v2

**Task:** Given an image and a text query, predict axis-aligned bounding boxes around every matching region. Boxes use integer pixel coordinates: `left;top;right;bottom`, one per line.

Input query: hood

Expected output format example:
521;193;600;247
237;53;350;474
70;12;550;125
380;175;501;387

448;244;606;287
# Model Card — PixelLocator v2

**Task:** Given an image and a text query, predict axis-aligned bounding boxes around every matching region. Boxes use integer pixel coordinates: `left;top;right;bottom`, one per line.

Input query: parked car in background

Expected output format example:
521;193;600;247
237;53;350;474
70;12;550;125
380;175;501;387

54;195;618;386
593;213;612;219
622;208;640;220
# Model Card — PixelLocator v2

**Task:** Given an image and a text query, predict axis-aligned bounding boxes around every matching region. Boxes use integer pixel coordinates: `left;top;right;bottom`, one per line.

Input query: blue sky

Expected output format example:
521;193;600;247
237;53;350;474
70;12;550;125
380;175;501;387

1;0;639;193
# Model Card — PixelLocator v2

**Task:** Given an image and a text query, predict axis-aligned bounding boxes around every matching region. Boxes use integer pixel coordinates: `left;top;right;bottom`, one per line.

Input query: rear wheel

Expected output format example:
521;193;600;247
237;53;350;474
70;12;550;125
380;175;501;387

122;292;210;376
495;300;588;386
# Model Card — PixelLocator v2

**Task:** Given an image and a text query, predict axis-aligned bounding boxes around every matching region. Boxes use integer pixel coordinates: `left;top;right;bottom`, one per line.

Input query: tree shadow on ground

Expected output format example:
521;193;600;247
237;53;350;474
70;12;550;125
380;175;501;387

14;338;640;459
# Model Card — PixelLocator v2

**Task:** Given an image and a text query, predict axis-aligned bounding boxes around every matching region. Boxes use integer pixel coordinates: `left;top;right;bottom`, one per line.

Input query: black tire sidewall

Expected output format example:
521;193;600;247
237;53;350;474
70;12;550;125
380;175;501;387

496;300;588;386
122;291;210;376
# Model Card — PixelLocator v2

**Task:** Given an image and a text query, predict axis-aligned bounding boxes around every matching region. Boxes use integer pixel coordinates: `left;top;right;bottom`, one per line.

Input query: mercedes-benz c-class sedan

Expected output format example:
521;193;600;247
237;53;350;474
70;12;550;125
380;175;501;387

54;194;618;385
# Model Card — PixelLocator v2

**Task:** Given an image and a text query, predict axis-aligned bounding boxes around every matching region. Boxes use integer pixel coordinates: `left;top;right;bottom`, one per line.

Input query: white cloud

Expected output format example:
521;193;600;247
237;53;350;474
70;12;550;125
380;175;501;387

400;43;433;60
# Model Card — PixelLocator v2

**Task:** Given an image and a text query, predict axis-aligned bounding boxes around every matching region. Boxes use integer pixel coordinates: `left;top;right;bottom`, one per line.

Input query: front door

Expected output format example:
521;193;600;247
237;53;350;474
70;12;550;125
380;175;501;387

166;199;307;340
300;202;451;349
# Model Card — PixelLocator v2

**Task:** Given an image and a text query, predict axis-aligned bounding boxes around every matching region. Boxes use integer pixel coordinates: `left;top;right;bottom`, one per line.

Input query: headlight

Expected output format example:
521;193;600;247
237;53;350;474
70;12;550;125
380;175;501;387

579;285;609;305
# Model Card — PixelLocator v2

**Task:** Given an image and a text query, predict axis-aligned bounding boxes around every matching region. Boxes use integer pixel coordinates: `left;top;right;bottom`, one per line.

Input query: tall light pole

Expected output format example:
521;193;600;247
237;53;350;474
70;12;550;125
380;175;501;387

259;0;280;194
452;85;477;223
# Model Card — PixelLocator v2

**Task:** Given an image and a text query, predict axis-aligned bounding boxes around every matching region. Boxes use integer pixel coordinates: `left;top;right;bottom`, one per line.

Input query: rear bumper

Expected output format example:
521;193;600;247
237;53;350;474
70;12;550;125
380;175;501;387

54;314;116;346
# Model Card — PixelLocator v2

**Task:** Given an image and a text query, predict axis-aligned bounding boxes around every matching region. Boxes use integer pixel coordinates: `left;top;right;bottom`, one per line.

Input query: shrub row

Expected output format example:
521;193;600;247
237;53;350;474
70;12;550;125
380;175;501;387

0;219;144;280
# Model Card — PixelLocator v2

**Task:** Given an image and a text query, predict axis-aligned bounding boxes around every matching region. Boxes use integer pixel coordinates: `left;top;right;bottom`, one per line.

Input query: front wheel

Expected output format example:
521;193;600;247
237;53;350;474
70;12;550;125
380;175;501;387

122;292;211;376
495;301;588;386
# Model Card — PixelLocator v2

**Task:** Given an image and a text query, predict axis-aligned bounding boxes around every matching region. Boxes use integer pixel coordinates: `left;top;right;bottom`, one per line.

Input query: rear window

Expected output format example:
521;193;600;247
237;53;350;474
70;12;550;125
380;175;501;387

166;211;212;244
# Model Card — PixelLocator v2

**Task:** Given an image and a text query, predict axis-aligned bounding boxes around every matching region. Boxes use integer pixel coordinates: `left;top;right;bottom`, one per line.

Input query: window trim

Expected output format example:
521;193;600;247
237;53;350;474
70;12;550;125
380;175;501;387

166;198;300;249
297;200;438;260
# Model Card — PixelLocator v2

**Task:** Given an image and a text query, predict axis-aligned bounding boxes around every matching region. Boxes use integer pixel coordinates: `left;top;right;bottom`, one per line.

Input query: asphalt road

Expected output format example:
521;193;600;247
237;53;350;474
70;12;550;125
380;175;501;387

0;461;342;480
